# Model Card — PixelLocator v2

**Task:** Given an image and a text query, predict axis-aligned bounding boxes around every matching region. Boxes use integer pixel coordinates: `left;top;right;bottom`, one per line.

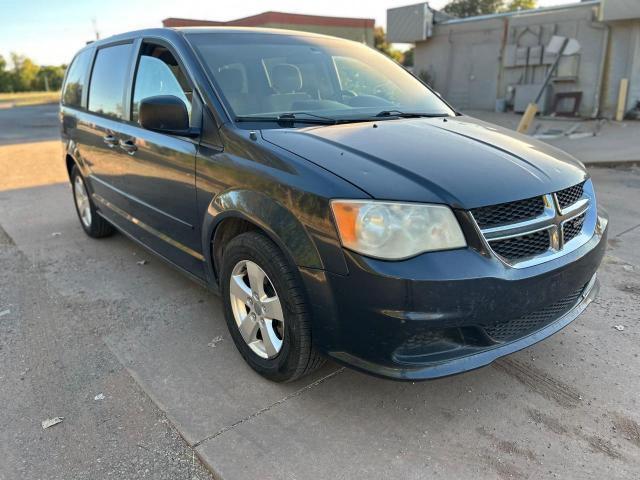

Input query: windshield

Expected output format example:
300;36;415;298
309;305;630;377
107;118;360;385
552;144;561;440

186;32;455;121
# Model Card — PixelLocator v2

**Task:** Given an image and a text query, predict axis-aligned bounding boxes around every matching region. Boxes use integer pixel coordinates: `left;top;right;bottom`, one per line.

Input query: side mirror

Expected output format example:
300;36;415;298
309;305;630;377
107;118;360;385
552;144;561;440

139;95;198;137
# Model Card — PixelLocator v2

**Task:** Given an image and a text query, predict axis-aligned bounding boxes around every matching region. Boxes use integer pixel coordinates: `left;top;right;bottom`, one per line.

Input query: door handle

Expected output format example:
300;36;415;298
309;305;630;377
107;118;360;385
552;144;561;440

103;135;117;147
119;139;138;154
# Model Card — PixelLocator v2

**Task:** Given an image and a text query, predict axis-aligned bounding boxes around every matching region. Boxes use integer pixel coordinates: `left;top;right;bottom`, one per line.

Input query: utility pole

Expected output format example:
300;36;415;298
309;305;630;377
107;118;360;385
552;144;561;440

91;18;100;40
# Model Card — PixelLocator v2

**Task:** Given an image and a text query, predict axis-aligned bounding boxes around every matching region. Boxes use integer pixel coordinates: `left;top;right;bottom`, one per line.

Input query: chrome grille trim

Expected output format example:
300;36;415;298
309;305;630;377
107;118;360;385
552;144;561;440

470;179;597;268
481;195;557;241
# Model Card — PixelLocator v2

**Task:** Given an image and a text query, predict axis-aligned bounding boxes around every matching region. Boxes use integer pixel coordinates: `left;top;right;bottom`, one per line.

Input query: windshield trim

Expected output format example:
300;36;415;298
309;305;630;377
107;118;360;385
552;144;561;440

235;110;454;124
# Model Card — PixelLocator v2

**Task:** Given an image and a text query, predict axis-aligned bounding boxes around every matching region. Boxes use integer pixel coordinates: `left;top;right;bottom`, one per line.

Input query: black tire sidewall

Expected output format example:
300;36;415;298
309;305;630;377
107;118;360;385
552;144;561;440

220;233;308;382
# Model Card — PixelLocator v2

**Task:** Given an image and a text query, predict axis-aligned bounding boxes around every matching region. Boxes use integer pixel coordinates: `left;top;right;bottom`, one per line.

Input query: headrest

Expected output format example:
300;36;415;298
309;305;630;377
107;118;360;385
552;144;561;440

271;64;302;93
217;68;244;94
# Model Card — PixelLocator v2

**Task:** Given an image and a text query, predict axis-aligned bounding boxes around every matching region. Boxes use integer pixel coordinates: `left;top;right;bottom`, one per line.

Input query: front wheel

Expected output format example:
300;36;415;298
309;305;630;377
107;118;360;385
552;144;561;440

71;165;115;238
220;231;325;382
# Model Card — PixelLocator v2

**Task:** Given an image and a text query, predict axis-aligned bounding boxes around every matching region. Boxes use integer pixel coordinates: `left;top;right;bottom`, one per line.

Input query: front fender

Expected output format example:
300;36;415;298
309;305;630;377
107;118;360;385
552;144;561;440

203;189;324;280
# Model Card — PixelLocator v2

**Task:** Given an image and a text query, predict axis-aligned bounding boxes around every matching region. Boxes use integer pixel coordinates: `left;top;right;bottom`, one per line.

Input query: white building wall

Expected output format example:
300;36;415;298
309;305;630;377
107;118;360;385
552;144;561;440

412;4;612;116
504;5;606;116
414;19;504;110
605;21;640;115
630;25;640;112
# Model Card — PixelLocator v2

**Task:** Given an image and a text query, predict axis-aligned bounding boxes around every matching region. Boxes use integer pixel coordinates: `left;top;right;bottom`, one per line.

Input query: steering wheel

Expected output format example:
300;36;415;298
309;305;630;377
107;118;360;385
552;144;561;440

373;82;392;99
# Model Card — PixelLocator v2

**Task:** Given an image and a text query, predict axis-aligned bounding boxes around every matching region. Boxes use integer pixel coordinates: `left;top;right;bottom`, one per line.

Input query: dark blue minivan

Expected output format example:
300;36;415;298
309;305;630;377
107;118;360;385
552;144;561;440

60;27;608;382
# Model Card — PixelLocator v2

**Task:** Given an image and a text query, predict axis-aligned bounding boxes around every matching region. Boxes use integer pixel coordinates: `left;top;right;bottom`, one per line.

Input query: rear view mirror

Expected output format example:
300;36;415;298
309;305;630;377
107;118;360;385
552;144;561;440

139;95;198;137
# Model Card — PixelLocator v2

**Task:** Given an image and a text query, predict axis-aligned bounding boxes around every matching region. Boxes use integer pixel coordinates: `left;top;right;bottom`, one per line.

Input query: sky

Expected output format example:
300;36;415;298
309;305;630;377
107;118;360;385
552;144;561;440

0;0;579;66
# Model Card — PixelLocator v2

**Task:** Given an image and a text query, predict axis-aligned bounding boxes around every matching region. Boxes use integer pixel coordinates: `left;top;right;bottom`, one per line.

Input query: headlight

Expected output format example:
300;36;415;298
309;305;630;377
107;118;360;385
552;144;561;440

331;200;466;260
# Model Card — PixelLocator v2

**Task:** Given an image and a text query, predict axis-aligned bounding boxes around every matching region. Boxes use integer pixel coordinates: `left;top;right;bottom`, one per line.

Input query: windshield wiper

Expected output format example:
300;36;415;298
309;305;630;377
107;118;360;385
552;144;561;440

374;110;451;119
235;112;337;125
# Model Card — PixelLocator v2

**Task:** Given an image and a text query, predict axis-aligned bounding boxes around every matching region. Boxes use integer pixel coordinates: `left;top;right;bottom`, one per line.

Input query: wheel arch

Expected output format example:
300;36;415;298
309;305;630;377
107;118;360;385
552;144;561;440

203;189;324;284
63;139;89;181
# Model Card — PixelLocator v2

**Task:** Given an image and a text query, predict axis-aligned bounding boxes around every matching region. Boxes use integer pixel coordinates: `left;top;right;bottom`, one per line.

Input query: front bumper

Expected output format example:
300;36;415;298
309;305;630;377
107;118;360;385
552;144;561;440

302;211;608;380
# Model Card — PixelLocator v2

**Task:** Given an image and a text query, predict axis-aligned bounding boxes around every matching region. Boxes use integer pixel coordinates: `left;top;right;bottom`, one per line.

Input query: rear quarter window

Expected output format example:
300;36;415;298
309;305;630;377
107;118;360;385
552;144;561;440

88;43;134;119
62;49;93;107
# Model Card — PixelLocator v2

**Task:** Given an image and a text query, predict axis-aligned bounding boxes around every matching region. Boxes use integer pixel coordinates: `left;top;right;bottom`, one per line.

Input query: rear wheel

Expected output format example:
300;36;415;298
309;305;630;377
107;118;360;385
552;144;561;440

221;231;325;382
71;165;115;238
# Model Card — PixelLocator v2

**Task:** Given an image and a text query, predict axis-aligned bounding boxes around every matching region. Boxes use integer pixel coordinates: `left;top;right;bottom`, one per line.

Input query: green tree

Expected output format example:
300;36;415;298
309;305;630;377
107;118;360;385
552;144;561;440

504;0;536;11
443;0;504;18
374;27;404;63
0;55;10;92
0;53;66;92
34;65;66;91
10;53;40;91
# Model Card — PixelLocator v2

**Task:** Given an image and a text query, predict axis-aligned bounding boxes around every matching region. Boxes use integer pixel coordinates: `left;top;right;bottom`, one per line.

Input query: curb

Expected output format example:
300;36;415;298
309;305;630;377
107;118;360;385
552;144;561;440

584;160;640;168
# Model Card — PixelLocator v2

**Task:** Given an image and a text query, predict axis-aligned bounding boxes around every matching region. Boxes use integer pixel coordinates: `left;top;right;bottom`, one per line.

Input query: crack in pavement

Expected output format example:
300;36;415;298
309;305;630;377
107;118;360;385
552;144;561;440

0;223;16;246
616;222;640;238
193;367;345;448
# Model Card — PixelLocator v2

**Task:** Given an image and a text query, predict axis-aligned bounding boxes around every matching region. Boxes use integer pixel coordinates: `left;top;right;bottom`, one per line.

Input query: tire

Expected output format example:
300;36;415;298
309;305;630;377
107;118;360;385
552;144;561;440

220;231;325;382
70;164;115;238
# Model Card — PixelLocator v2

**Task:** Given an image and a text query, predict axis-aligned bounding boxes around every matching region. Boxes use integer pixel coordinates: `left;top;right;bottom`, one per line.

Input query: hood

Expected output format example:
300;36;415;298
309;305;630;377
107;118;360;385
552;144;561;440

261;116;587;209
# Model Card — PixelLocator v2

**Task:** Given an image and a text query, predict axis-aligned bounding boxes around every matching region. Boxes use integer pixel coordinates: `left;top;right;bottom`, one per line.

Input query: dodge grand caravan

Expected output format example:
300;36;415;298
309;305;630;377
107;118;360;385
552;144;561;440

60;27;608;382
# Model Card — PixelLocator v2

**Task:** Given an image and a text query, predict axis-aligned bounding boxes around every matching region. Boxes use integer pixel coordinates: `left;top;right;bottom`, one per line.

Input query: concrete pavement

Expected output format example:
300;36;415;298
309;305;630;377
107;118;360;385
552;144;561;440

1;105;639;479
466;110;640;166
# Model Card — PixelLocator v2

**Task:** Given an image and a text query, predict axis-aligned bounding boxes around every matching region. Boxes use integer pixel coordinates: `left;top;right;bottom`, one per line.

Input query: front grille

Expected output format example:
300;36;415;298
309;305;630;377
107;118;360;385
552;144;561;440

563;213;586;243
471;180;592;267
491;229;550;261
483;284;586;342
556;182;585;209
471;196;545;229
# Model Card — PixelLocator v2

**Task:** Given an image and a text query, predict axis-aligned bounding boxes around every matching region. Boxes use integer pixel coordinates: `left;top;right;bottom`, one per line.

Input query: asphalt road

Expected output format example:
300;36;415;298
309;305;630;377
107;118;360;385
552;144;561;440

0;103;60;145
1;104;639;479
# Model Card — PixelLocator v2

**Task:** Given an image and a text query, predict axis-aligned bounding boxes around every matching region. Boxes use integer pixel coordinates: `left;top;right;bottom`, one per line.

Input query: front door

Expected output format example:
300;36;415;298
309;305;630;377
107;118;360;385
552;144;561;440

117;42;202;275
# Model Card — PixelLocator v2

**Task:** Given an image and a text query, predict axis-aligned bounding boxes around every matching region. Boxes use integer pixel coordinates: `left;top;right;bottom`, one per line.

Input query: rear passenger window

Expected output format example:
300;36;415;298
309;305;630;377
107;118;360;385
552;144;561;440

62;49;93;107
88;44;133;119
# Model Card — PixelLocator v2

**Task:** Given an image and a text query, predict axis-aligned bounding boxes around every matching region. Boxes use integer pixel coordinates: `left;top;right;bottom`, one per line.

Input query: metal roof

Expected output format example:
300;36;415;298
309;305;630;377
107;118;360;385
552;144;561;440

163;11;374;29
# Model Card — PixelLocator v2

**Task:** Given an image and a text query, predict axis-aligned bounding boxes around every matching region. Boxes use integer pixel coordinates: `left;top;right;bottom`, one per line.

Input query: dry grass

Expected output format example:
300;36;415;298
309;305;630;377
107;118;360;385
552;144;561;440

0;91;61;108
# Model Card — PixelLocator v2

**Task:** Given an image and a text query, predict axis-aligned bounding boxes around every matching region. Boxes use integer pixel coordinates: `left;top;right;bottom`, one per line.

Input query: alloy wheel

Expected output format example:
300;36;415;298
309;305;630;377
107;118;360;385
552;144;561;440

73;175;92;228
229;260;285;359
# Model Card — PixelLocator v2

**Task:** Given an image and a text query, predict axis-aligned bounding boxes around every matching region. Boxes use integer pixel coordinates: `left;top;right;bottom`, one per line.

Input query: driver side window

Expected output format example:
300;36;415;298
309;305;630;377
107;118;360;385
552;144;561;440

132;45;192;123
